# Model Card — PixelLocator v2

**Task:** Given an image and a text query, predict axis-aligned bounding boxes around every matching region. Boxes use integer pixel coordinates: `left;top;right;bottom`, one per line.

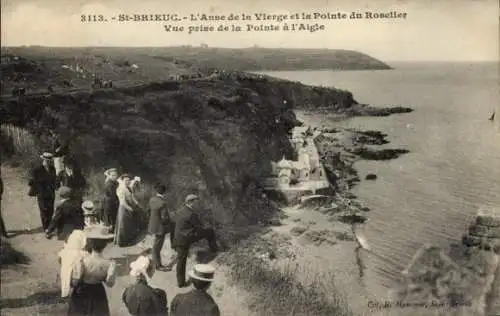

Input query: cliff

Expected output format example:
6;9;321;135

0;50;406;243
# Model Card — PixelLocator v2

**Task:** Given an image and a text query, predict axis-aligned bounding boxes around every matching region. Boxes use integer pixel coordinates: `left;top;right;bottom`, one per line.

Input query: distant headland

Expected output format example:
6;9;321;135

1;46;392;72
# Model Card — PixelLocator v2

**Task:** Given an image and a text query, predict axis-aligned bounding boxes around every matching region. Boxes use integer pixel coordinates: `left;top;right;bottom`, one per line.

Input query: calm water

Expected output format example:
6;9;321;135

260;62;500;296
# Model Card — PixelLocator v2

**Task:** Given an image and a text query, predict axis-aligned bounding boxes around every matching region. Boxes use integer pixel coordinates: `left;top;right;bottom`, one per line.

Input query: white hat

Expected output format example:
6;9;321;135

104;168;118;177
40;152;54;160
84;224;114;239
185;194;200;204
81;200;96;215
188;264;215;282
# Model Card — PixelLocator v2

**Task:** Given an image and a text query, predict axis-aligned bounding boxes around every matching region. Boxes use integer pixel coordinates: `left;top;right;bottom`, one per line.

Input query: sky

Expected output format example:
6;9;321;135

1;0;499;61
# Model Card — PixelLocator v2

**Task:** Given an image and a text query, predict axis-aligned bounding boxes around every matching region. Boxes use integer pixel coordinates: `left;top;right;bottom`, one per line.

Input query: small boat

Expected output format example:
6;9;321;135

489;111;495;121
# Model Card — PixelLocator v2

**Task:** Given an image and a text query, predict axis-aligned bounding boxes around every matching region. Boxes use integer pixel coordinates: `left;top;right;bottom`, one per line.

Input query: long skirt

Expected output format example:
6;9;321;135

67;282;109;316
114;205;146;247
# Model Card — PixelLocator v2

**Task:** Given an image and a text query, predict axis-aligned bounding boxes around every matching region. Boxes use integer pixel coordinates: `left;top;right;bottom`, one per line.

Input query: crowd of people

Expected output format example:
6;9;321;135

2;140;222;315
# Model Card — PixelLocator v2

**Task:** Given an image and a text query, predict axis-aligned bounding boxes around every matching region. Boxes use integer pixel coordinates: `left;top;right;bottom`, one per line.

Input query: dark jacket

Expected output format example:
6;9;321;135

148;195;171;235
170;289;220;316
172;205;204;248
122;279;168;316
102;179;119;209
29;165;58;197
46;198;84;240
57;170;86;191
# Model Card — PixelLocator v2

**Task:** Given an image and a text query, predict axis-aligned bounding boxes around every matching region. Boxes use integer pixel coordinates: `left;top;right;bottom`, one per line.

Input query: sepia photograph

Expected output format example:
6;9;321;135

0;0;499;315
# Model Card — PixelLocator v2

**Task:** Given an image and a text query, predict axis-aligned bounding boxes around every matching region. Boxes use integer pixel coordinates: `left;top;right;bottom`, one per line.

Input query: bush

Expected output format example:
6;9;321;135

0;124;42;166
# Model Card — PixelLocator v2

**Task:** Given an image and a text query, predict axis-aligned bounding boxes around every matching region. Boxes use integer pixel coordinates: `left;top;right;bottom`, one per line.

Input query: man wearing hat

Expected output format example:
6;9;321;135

147;182;174;271
29;152;58;230
169;264;220;316
172;194;218;288
45;186;85;241
102;168;119;230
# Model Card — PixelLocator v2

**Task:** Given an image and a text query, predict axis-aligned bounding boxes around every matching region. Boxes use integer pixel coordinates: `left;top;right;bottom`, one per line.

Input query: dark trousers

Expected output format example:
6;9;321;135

152;233;166;267
175;228;217;287
0;199;7;237
102;203;118;230
169;222;175;247
37;195;55;230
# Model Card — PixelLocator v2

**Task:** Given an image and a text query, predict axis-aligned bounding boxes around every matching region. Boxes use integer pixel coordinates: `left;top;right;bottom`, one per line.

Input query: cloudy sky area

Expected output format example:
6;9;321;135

1;0;499;61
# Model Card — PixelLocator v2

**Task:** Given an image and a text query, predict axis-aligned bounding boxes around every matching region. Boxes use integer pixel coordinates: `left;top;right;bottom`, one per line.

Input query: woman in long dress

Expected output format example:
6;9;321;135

114;174;143;247
68;226;116;316
102;168;119;231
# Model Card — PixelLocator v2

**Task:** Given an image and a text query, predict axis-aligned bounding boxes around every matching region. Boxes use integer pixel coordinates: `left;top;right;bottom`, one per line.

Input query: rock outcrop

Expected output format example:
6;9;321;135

394;207;500;315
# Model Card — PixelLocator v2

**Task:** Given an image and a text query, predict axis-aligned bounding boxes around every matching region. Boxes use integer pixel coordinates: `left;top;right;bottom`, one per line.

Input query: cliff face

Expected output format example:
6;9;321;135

1;70;368;234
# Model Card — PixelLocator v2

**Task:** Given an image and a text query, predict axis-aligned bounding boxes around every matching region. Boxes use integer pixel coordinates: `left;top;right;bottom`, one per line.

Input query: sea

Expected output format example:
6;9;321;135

259;62;500;296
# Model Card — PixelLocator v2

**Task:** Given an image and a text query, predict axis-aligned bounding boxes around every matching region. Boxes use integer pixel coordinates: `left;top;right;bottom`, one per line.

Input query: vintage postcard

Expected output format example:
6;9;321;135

1;0;499;315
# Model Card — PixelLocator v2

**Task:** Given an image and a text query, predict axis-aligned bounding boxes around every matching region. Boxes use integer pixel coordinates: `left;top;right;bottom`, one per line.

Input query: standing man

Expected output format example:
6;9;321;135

29;152;58;231
147;183;172;271
172;194;218;288
0;168;8;238
102;168;120;231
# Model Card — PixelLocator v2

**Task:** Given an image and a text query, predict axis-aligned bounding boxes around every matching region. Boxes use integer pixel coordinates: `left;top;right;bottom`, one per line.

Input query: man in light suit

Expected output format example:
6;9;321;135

148;183;172;271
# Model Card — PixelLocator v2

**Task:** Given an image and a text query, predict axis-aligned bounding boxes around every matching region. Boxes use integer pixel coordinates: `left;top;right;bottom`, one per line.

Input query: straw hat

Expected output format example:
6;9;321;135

81;200;96;215
104;168;118;177
185;194;200;204
40;152;54;160
188;264;215;282
84;224;114;240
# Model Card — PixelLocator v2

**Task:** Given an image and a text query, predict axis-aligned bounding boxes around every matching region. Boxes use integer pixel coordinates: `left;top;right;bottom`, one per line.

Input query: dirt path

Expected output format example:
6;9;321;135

0;165;254;316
